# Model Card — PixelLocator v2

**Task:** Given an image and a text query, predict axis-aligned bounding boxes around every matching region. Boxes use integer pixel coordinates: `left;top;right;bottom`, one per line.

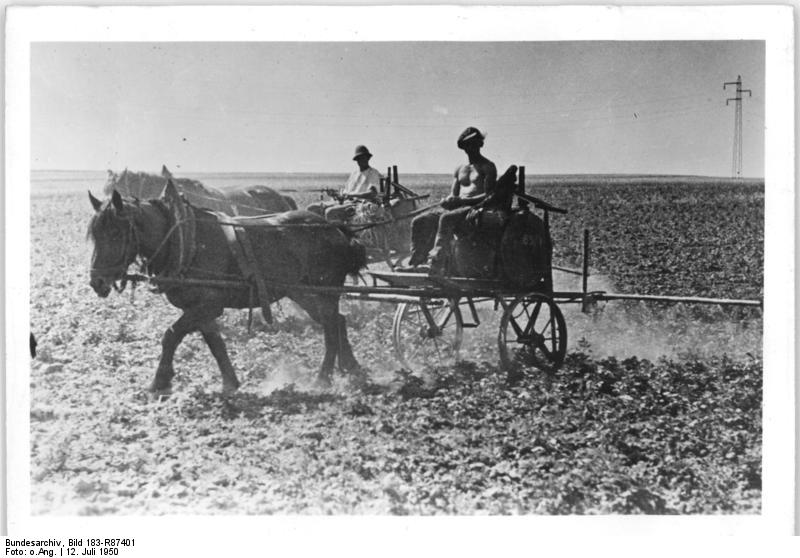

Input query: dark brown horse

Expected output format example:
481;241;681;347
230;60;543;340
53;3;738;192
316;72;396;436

88;181;366;394
104;166;298;216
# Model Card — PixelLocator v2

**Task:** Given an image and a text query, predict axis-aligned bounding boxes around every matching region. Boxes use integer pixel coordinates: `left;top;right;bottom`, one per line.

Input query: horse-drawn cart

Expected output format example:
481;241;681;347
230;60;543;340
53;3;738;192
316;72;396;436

92;167;762;393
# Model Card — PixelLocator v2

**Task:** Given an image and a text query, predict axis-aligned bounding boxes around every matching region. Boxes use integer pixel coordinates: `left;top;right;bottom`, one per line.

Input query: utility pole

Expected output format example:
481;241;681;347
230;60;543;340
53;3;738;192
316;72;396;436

723;75;752;178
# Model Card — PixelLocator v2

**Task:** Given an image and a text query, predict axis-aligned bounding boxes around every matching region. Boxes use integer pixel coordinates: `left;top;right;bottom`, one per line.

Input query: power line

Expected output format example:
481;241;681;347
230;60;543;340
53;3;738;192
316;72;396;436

724;75;752;178
95;90;718;125
132;96;719;133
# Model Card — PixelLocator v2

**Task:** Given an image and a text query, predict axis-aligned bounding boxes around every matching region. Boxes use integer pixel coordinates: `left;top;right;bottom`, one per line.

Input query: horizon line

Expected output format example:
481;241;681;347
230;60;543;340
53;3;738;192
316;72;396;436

30;168;765;180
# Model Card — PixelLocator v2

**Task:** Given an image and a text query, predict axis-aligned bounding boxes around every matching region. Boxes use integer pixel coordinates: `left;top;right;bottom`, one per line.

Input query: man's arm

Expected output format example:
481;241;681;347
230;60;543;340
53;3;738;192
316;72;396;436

342;169;380;200
346;189;378;201
360;169;381;198
483;162;498;196
367;168;382;194
448;166;462;199
341;171;358;196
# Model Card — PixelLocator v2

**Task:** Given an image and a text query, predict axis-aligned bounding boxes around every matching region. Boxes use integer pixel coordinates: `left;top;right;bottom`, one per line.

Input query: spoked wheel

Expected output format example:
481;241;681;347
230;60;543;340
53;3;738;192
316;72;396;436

393;298;463;373
498;294;567;374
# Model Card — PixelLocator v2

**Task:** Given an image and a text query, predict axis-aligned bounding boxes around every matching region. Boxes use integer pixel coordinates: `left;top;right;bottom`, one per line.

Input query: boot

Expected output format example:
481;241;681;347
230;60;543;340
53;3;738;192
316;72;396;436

428;247;447;276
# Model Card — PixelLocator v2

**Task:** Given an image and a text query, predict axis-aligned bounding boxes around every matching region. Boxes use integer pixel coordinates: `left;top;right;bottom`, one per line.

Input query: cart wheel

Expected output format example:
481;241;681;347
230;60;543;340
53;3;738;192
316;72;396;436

498;294;567;374
393;299;463;373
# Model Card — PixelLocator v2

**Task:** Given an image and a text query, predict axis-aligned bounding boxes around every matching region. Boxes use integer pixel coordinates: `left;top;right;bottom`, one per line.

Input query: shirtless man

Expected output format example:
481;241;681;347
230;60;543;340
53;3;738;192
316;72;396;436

407;127;497;272
444;128;497;206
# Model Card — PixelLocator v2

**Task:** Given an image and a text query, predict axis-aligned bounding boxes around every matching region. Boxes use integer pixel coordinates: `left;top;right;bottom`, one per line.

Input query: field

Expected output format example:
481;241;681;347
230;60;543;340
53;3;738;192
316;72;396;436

28;173;763;514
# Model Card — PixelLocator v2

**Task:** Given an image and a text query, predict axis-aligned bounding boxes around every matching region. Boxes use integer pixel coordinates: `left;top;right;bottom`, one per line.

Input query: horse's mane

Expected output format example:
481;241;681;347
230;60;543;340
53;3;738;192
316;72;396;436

101;167;296;215
103;169;222;200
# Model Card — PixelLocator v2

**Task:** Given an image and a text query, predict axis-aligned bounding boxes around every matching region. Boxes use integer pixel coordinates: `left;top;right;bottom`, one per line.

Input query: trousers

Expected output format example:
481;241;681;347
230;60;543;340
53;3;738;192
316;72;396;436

408;206;474;268
306;201;357;223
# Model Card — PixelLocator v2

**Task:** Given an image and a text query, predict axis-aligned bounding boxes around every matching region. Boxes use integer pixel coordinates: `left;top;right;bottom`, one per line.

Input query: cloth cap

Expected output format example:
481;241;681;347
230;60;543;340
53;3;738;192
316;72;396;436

353;145;373;160
457;127;485;148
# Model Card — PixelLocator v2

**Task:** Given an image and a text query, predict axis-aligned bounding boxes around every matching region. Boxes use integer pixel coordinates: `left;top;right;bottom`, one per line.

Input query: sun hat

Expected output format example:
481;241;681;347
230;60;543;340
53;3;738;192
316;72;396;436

353;145;373;160
457;127;486;149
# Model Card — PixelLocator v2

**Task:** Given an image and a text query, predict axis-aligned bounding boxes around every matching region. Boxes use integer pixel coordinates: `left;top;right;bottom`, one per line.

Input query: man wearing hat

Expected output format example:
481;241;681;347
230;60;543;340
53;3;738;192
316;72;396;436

406;127;497;273
307;145;383;222
344;145;382;197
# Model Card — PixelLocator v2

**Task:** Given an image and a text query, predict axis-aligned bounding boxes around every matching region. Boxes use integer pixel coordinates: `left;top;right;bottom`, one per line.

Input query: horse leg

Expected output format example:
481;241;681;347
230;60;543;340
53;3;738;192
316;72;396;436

336;313;361;373
314;296;362;376
151;305;223;394
290;294;338;386
151;321;189;394
198;319;240;393
319;318;339;387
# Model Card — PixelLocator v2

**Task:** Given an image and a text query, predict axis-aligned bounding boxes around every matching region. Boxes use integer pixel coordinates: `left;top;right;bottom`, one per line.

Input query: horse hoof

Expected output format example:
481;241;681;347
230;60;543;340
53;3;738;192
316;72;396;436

347;365;369;381
315;375;332;389
148;387;172;400
222;383;239;394
347;373;374;393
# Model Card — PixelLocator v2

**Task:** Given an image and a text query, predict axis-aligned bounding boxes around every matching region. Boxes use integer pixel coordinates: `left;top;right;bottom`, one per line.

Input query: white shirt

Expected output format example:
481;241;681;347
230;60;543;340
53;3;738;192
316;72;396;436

343;167;382;195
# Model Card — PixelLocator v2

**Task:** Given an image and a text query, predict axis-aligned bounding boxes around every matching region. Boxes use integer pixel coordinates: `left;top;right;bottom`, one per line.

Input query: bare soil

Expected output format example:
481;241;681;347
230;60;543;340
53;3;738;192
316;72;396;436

29;180;763;514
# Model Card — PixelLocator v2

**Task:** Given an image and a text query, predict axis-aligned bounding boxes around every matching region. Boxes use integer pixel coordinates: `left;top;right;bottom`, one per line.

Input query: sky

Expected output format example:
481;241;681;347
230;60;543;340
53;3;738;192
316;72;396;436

31;41;765;177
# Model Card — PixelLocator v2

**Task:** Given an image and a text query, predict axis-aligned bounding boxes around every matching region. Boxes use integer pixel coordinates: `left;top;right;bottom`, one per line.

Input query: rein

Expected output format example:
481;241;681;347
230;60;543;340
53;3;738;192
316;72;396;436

188;200;441;234
346;201;440;233
180;189;288;215
147;216;188;270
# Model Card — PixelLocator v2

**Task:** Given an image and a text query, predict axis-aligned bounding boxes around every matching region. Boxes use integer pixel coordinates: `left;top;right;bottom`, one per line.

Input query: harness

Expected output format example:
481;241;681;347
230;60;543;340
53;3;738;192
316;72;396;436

151;191;275;327
155;184;197;277
215;213;274;325
90;215;141;293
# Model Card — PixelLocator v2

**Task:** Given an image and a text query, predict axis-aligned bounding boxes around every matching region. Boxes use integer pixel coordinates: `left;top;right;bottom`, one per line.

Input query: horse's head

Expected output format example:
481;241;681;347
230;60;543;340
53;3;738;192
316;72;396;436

87;190;140;297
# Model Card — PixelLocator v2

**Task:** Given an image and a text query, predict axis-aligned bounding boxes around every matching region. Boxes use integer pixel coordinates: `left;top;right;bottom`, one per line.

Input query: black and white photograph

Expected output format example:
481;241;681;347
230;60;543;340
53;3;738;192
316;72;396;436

4;4;796;549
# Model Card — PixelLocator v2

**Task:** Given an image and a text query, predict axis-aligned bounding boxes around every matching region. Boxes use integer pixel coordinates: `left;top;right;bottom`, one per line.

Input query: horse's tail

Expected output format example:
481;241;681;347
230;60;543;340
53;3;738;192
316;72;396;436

345;238;368;277
331;223;367;276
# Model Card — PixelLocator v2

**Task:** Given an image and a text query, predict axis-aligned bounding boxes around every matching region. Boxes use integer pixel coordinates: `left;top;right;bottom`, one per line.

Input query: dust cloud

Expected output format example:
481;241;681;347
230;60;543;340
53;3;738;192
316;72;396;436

558;270;762;361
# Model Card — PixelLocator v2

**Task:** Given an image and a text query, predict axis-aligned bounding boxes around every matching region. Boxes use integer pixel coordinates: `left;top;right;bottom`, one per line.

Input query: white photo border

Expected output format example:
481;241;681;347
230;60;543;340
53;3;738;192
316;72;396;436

5;3;795;549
